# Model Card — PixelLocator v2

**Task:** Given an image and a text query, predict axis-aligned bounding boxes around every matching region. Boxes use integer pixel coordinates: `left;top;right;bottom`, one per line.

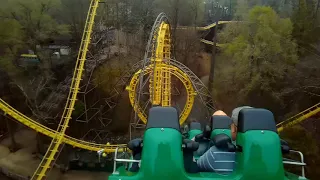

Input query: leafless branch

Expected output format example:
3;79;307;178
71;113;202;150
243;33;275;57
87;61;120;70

302;90;320;97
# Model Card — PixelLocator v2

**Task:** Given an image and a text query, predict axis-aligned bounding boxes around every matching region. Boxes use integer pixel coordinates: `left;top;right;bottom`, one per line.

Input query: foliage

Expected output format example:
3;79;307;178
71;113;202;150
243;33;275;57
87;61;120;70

215;6;298;111
58;0;89;42
0;19;23;48
291;0;320;54
93;59;128;95
154;0;205;26
1;0;70;49
0;19;24;76
121;0;156;34
0;0;70;80
72;100;85;118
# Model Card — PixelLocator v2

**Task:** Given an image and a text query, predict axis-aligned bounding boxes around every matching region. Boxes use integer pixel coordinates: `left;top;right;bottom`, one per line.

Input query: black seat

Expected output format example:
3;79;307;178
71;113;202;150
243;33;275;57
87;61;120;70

183;139;199;173
127;138;143;172
213;134;236;152
183;139;199;152
194;125;211;141
182;125;200;173
193;125;211;157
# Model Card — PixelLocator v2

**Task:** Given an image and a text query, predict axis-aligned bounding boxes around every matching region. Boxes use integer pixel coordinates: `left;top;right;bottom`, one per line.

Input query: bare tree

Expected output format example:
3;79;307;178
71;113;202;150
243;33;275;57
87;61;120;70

190;0;202;27
5;116;18;151
13;76;53;121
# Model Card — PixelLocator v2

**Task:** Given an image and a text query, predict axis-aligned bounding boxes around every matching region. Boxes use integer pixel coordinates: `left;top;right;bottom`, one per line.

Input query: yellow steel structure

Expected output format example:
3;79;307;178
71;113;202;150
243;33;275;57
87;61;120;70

127;64;196;125
277;102;320;132
160;23;172;107
21;54;38;58
150;22;172;106
126;21;196;125
200;39;225;47
198;21;238;30
31;1;100;179
0;99;126;152
177;21;236;30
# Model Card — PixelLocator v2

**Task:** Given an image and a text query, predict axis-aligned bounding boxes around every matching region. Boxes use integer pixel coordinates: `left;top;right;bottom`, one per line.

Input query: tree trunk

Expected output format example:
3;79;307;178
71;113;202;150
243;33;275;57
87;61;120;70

36;133;43;154
193;0;199;28
208;19;219;99
36;119;44;153
172;0;180;57
5;117;18;151
315;0;320;19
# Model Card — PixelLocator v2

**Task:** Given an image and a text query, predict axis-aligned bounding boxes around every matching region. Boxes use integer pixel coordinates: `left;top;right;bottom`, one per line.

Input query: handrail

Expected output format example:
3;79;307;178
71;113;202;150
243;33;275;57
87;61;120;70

283;150;306;178
113;145;133;175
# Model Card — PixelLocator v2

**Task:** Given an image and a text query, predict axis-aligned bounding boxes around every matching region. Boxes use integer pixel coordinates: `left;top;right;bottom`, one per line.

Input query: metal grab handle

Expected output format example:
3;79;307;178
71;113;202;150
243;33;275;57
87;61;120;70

283;150;306;178
113;146;135;174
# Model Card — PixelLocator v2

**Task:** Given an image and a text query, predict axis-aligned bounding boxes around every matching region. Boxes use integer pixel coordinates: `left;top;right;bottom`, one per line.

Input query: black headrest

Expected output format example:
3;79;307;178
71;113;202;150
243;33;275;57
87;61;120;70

183;139;199;152
211;115;232;130
213;134;235;152
238;108;277;133
190;122;201;130
146;107;180;131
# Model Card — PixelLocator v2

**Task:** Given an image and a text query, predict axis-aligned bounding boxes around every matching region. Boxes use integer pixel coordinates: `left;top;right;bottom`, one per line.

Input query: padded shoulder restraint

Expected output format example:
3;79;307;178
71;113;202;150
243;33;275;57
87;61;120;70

190;122;202;130
211;115;232;130
146;106;180;131
238;108;277;133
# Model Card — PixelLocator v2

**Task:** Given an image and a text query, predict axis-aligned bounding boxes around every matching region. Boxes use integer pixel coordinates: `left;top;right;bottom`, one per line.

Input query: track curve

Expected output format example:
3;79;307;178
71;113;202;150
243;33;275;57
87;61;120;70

0;99;126;152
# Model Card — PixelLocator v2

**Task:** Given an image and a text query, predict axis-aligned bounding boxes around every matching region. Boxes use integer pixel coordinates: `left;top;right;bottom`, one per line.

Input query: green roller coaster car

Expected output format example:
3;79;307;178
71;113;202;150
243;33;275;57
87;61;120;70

108;107;307;180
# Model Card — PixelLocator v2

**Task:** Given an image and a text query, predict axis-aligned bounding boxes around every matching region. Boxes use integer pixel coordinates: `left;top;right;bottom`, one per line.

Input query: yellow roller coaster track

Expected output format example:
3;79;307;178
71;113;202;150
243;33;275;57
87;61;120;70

150;22;172;106
177;21;235;30
277;102;320;132
198;21;239;46
31;1;100;179
0;99;126;152
126;21;196;125
200;39;225;47
126;64;196;124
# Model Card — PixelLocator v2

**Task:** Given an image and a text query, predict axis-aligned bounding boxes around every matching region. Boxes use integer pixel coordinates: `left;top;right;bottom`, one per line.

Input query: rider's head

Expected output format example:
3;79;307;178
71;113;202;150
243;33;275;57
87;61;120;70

231;106;253;141
212;110;227;116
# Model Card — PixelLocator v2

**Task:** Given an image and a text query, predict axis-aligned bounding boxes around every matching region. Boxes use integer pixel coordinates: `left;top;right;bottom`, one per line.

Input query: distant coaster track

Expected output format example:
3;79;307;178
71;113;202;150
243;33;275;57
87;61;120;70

30;1;101;179
277;102;320;132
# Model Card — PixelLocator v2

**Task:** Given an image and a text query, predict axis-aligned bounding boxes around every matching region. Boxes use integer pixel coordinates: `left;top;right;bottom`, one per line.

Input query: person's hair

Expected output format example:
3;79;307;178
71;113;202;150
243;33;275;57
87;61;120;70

231;106;253;126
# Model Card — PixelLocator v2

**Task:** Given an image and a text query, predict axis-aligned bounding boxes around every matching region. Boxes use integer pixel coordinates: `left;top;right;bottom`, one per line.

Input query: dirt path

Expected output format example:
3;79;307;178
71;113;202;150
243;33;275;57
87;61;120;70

0;129;110;180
